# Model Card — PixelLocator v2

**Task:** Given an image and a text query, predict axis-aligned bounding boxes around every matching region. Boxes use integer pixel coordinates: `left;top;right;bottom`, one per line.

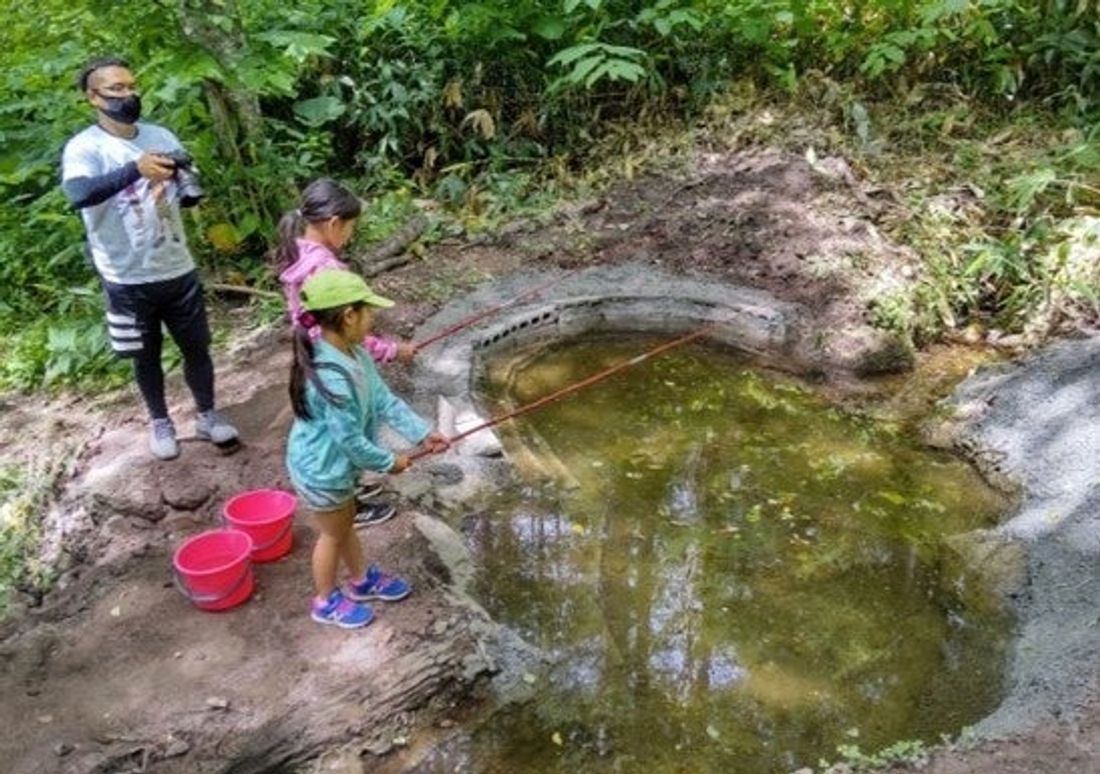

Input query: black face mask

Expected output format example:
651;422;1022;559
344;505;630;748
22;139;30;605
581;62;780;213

96;93;142;124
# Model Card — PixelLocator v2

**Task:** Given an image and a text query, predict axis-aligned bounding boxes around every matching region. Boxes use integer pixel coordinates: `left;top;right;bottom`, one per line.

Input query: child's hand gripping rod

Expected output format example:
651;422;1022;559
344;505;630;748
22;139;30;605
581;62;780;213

411;267;583;353
408;322;721;463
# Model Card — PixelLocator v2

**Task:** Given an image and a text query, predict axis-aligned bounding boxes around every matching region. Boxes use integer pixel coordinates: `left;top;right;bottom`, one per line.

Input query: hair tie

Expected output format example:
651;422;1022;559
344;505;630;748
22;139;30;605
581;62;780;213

297;310;318;329
294;208;303;218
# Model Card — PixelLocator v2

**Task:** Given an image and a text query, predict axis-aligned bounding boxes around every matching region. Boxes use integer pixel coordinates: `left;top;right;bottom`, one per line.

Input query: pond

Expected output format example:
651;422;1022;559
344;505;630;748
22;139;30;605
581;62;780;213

428;335;1012;773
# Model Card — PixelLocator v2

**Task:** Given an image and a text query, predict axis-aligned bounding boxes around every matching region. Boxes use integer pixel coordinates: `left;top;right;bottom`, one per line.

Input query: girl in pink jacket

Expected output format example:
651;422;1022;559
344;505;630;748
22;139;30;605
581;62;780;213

272;178;414;364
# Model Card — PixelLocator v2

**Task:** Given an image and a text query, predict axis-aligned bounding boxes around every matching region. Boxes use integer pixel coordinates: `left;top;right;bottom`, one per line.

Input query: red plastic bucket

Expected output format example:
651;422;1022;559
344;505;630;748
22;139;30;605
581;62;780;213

172;529;254;612
223;489;297;562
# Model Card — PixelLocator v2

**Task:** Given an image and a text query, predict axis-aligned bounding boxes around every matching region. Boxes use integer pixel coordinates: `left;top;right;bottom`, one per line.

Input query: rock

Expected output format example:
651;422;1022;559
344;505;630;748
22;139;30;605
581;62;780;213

841;327;915;376
415;515;476;593
318;749;366;773
205;696;230;711
454;410;503;458
961;322;985;345
102;514;134;538
95;484;166;522
431;619;449;636
161;511;208;533
993;333;1026;351
163;737;190;758
363;738;393;757
74;752;109;771
161;476;213;511
427;462;464;486
53;742;73;756
86;459;166;522
944;530;1027;601
391;477;433;503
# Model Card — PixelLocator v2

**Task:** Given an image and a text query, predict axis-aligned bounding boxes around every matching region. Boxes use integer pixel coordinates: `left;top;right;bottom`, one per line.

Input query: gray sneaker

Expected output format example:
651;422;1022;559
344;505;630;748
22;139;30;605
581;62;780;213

195;409;239;445
150;418;180;460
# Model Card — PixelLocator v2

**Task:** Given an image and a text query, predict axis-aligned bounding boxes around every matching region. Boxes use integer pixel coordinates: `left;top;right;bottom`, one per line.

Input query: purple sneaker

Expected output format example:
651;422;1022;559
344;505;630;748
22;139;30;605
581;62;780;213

347;564;411;602
311;589;374;629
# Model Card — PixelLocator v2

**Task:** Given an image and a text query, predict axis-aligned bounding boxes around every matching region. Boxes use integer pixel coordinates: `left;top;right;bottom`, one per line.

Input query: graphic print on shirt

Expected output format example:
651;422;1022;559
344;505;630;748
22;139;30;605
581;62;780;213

115;178;185;257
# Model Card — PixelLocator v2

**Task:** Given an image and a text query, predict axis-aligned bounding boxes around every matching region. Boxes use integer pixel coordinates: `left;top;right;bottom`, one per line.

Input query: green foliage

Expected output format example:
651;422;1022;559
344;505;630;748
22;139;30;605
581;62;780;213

548;43;650;92
0;0;1097;388
0;458;67;614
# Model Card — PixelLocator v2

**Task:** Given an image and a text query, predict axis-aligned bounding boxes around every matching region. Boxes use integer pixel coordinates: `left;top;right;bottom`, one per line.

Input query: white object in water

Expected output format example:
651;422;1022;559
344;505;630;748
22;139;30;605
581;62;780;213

437;396;503;457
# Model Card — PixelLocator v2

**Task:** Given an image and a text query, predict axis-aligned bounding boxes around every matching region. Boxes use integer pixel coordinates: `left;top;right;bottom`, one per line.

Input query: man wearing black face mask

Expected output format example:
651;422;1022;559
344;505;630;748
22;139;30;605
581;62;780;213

60;56;238;460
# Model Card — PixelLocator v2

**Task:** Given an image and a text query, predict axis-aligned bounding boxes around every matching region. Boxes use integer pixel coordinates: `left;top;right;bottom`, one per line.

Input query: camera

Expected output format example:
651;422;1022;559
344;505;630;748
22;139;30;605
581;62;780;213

160;150;204;208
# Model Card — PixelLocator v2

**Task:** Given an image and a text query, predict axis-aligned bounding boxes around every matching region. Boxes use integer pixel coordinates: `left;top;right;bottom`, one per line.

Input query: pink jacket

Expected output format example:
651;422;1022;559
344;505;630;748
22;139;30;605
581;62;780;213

278;238;399;363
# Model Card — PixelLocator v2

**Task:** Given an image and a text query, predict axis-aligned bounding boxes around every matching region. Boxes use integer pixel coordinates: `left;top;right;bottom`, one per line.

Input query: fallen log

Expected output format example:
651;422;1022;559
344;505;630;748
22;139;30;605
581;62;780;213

207;283;281;300
351;215;429;277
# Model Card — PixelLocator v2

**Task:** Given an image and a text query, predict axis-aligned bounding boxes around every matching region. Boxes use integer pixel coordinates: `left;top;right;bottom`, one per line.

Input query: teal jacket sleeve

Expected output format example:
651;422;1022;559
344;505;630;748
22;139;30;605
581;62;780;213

317;375;397;473
363;354;432;444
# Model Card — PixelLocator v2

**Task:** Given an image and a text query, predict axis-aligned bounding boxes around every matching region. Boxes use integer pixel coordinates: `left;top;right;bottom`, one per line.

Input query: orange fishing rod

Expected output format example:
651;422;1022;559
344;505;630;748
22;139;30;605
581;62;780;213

410;322;720;462
411;266;583;353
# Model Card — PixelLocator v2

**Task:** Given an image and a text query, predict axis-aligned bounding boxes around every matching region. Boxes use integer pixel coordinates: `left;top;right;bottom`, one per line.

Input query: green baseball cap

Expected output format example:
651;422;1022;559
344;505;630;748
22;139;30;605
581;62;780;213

300;268;394;311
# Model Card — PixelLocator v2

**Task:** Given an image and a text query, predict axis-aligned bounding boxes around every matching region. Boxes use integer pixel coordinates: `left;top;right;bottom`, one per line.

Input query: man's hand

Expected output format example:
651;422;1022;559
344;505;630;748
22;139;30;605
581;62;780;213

389;454;411;474
137;152;175;182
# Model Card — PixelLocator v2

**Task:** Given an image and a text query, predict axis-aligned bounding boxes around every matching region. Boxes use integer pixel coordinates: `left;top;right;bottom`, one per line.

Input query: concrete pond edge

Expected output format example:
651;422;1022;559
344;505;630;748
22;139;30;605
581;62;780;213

406;263;1100;748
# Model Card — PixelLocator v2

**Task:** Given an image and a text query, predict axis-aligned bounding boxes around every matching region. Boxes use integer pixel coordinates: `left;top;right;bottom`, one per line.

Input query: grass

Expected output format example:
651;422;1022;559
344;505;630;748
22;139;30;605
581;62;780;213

0;454;75;615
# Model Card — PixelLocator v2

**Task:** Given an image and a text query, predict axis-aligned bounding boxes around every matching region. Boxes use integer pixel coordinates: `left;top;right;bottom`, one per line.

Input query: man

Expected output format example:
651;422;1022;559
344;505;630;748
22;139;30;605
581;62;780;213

60;56;238;460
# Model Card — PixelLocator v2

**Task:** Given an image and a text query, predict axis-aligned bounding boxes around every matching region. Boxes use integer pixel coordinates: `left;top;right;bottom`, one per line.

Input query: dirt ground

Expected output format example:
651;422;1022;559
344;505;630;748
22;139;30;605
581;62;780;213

1;144;1097;773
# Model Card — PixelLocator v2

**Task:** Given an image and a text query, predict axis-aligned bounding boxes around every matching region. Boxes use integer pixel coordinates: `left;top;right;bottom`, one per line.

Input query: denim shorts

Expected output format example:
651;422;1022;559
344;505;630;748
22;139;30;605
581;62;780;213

287;470;353;512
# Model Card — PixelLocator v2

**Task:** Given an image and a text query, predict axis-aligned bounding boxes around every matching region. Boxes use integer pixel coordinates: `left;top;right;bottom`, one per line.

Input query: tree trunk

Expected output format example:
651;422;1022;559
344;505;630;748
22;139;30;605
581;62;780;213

176;0;264;163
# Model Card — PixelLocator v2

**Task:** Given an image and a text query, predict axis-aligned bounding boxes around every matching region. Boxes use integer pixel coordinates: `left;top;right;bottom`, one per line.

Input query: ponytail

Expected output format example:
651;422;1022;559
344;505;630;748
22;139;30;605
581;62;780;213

272;209;304;275
289;325;317;420
272;178;362;275
288;303;365;419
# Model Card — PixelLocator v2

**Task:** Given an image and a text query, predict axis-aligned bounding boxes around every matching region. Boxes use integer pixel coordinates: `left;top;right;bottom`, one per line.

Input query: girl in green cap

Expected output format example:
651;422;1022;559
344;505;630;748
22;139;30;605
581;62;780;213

286;268;449;628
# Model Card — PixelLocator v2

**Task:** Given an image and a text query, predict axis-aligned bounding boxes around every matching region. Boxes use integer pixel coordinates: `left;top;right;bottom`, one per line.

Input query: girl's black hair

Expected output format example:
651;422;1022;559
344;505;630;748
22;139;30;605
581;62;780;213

272;178;363;275
289;301;368;420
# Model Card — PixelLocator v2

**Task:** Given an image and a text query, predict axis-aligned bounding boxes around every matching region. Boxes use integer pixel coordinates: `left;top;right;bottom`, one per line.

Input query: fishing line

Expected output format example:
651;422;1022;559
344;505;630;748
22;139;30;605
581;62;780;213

410;322;720;462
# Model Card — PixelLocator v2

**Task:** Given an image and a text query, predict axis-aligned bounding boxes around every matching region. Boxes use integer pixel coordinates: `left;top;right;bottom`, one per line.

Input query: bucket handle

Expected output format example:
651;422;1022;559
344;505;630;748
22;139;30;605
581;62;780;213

221;517;294;553
173;565;252;606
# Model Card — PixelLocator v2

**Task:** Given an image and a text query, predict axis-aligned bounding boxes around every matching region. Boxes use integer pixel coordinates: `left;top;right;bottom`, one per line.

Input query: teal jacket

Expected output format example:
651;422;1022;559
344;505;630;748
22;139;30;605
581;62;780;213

286;339;430;494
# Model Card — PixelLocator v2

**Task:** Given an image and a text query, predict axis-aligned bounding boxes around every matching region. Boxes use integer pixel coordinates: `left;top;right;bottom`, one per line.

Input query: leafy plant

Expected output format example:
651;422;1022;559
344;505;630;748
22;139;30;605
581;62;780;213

548;42;650;92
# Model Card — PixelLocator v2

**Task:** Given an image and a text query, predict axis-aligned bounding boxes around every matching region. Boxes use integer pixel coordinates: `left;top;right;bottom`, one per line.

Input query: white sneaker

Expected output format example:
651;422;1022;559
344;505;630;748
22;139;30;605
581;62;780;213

150;418;180;460
195;409;239;445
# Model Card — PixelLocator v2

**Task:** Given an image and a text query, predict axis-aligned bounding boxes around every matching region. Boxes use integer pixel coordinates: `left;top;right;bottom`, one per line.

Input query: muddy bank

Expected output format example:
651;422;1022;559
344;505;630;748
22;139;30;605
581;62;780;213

0;340;525;774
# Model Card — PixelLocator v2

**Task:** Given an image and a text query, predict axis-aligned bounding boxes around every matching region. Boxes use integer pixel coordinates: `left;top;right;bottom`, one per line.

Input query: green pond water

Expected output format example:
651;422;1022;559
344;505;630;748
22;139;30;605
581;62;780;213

436;336;1011;774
